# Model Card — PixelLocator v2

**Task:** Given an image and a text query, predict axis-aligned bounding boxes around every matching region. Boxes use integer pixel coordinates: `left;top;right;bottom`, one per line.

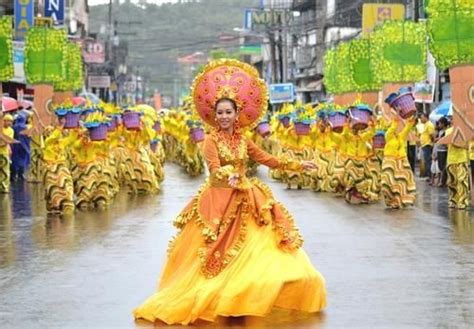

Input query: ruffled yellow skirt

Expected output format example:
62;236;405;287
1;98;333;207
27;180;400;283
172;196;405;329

133;189;326;325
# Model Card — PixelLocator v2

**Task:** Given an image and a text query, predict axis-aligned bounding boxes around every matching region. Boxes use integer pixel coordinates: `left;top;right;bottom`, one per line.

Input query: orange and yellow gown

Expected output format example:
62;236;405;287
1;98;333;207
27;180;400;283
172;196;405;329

133;130;326;325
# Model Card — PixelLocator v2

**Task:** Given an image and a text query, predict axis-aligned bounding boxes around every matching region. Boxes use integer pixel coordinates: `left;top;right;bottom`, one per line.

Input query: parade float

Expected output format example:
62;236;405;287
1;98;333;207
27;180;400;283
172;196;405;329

0;16;14;84
324;39;379;107
25;27;68;125
427;0;474;203
370;20;427;117
427;0;474;146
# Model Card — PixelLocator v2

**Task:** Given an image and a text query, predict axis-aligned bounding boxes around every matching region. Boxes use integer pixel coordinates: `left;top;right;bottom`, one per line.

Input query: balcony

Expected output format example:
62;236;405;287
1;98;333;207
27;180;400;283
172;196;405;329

295;46;315;70
292;0;316;11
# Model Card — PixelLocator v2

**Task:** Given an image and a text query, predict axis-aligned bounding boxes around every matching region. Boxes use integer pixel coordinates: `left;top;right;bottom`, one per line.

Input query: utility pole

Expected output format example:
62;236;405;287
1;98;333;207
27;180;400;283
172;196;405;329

269;20;278;83
315;0;327;75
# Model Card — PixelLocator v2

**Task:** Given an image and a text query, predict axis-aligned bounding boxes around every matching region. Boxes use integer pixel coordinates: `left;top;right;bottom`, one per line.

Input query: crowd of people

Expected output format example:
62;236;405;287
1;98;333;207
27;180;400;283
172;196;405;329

245;100;473;210
0;99;165;214
1;94;472;212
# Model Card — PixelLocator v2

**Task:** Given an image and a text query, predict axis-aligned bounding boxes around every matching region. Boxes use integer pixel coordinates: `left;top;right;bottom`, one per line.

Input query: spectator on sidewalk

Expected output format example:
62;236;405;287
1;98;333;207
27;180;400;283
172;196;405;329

407;125;418;173
418;113;435;180
434;117;448;187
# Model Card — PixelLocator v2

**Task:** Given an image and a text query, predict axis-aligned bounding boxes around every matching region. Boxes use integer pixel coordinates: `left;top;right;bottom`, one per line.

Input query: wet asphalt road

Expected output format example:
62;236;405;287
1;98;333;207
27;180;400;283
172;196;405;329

0;163;473;328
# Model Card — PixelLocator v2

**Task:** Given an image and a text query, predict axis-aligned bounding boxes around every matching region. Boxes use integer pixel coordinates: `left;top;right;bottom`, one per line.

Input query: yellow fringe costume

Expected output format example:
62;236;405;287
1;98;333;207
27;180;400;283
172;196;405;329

445;128;469;210
342;124;377;204
279;126;313;189
268;117;286;181
133;131;326;324
0;125;14;193
27;133;44;183
310;124;335;192
70;133;114;209
329;130;348;195
381;118;416;209
123;128;159;194
149;140;165;184
42;128;75;213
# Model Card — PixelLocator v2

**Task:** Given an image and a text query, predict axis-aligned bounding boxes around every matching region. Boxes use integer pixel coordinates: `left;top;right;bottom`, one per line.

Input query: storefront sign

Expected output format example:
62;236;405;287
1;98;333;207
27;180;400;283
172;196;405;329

44;0;65;25
269;83;295;104
243;8;291;31
362;4;405;37
83;40;105;64
14;0;34;40
34;17;53;27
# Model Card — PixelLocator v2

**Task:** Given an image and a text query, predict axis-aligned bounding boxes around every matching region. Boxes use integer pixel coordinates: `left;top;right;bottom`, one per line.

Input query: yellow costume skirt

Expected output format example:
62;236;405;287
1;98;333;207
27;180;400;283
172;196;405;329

330;153;348;194
43;160;75;213
381;157;416;209
130;147;159;194
312;150;334;193
27;146;44;183
113;146;135;187
364;155;381;201
0;154;10;193
133;178;326;325
182;142;204;177
280;147;313;189
447;163;469;210
150;151;165;183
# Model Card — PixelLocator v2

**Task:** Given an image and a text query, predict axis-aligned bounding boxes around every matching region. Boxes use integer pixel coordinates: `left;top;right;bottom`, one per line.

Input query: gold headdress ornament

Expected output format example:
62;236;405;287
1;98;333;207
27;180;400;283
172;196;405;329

191;58;269;129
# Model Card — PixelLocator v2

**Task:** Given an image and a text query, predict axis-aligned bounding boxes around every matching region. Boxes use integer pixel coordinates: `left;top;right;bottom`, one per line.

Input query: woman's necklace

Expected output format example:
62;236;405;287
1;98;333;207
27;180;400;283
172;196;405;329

216;129;242;155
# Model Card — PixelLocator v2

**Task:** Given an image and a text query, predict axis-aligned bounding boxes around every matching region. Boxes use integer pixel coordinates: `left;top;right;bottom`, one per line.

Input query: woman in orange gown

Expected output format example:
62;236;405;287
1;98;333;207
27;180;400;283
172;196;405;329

133;60;326;325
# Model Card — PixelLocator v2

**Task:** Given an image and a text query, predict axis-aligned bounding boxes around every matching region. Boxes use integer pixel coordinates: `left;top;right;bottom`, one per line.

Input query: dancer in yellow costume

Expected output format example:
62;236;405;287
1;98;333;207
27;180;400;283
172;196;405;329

329;125;348;195
342;120;377;204
123;117;160;194
311;119;335;192
134;60;326;325
0;114;15;193
268;113;287;180
42;123;75;213
381;116;417;209
280;124;313;189
70;130;113;209
444;128;469;210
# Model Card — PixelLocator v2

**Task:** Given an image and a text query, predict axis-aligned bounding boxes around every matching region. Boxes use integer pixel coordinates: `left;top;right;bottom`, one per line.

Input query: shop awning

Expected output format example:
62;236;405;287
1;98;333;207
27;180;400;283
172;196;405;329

296;79;323;92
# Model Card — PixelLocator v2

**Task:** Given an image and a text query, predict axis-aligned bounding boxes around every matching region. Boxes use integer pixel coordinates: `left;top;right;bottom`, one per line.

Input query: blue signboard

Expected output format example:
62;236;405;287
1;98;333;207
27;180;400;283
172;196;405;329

45;0;65;25
14;0;34;40
244;8;253;30
269;83;295;104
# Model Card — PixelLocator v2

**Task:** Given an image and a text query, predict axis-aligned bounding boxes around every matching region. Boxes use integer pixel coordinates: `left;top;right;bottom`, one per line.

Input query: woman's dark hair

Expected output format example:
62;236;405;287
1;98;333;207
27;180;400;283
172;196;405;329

438;117;448;127
214;97;238;112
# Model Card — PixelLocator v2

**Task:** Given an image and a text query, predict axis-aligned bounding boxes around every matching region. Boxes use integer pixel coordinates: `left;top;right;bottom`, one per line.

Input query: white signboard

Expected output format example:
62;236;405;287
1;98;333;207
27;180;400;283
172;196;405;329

269;83;295;104
11;41;26;83
88;75;111;88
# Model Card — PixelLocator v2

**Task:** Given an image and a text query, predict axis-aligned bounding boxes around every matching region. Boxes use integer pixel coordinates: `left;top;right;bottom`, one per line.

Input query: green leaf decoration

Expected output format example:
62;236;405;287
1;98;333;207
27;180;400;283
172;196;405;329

54;42;84;91
0;16;14;81
370;20;427;83
25;27;67;84
427;0;474;69
323;43;355;94
323;48;337;94
348;38;380;92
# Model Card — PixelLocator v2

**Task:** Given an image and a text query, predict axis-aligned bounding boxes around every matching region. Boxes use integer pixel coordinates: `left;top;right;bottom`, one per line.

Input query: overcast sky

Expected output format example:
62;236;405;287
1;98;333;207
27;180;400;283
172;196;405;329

88;0;179;6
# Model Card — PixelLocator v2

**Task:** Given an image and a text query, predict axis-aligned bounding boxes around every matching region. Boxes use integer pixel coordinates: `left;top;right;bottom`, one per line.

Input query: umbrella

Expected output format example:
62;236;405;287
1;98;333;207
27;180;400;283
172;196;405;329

1;97;19;112
72;96;86;106
18;99;33;109
79;92;101;105
429;101;452;123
